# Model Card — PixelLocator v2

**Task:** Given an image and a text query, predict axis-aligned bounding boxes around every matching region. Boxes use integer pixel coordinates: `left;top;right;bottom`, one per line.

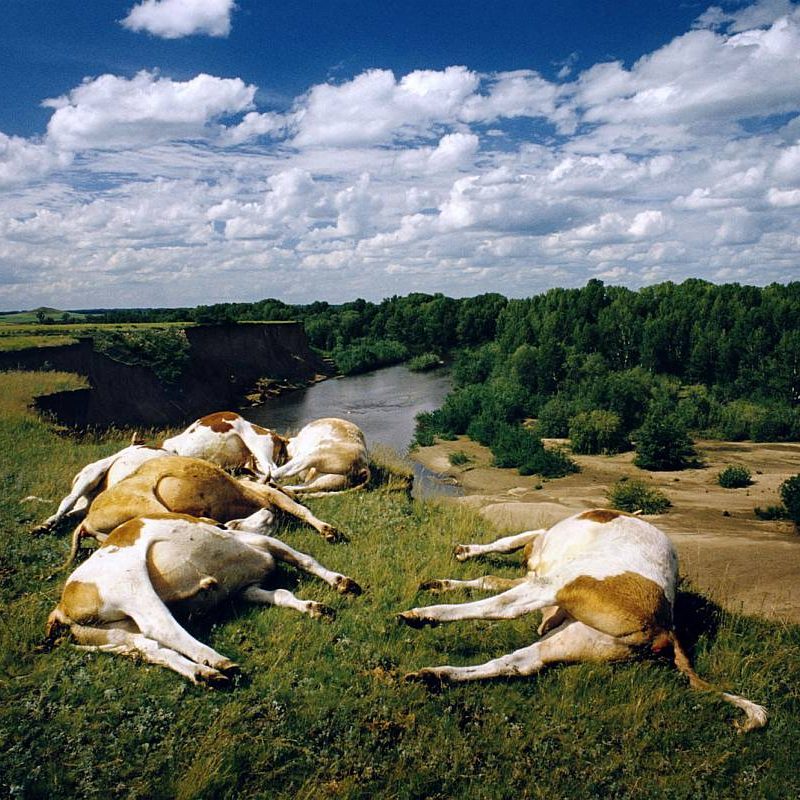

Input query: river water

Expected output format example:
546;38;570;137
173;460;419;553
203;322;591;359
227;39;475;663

246;363;460;497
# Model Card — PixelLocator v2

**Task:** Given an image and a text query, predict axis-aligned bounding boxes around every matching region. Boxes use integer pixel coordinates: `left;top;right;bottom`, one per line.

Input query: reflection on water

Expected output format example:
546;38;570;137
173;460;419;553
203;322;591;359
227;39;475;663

246;364;461;497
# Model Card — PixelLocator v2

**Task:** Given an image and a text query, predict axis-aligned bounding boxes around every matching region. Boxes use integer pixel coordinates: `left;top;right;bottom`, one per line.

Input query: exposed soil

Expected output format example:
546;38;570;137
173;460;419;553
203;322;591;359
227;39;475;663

411;438;800;623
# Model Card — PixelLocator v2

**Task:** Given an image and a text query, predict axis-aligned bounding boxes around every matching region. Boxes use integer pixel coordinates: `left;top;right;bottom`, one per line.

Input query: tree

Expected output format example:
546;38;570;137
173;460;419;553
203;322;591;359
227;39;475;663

633;406;697;470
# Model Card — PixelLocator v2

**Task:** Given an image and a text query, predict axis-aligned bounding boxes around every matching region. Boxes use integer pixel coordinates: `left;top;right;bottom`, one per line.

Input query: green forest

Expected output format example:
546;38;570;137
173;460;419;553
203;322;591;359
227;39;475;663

95;279;800;480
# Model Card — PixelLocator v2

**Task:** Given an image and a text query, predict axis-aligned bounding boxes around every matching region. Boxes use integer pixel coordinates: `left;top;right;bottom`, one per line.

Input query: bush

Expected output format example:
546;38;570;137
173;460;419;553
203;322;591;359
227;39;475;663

448;450;471;466
607;478;671;514
754;505;789;521
333;339;408;375
717;465;752;489
407;352;443;372
779;475;800;528
93;328;191;384
568;410;629;455
633;407;696;471
490;423;578;478
537;395;577;438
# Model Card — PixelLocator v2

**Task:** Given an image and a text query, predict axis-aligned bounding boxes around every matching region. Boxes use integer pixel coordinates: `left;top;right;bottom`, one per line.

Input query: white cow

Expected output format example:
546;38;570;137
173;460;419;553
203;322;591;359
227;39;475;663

271;418;370;496
398;509;767;733
46;510;362;685
161;411;288;481
33;411;287;534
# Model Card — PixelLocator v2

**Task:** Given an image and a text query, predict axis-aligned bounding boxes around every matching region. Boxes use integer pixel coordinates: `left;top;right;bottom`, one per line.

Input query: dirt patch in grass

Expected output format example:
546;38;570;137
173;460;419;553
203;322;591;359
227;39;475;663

411;437;800;622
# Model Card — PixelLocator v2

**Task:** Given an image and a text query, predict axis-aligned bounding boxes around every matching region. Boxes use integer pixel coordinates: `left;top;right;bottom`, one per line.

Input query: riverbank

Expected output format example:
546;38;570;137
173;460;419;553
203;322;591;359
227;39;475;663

411;436;800;622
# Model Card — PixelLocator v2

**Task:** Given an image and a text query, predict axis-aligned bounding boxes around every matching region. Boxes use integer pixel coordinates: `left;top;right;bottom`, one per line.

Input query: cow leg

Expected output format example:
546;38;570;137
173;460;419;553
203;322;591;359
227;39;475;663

251;484;344;543
241;586;335;620
31;454;119;534
282;473;349;494
69;622;230;685
270;455;314;481
406;620;632;684
231;420;278;481
249;535;362;595
454;530;543;561
112;564;237;672
419;576;527;594
398;578;557;627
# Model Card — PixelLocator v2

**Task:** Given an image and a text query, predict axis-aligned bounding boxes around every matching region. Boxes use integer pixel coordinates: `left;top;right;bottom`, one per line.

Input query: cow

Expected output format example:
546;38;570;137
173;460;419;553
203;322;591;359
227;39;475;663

46;510;362;685
271;418;370;496
397;509;767;733
32;442;168;535
32;412;288;535
66;455;344;565
161;411;288;481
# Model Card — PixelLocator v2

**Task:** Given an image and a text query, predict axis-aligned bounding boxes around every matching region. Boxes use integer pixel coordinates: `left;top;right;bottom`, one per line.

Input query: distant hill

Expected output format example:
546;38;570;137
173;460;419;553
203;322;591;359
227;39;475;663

0;307;90;324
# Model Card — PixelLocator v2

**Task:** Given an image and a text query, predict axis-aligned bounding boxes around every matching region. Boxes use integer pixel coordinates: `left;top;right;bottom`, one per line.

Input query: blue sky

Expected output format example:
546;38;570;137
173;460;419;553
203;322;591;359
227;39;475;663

1;0;799;310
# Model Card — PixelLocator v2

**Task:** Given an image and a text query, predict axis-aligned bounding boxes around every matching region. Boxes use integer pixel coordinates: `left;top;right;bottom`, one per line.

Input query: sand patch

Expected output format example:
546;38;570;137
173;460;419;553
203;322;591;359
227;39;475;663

412;437;800;622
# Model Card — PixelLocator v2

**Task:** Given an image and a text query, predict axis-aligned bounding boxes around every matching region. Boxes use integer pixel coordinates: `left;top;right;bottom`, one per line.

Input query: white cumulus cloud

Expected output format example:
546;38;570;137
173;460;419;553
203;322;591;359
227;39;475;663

122;0;236;38
43;71;256;150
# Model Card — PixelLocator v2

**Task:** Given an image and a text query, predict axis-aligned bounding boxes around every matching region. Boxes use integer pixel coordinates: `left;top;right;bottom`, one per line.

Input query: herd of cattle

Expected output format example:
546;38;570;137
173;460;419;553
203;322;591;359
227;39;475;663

35;410;767;732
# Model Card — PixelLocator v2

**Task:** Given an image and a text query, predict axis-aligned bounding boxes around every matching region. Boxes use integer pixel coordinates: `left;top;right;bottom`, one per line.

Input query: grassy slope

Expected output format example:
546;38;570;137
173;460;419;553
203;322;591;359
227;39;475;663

0;371;798;800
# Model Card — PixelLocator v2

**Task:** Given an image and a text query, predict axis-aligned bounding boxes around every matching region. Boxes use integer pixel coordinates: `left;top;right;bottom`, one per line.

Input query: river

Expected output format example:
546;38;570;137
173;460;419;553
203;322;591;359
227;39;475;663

246;363;460;497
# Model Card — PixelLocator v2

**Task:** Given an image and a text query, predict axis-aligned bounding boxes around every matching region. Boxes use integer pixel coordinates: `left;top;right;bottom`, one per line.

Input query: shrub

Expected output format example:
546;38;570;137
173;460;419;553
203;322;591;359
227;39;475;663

717;465;752;489
490;423;578;478
407;352;443;372
448;450;471;466
607;479;671;514
633;407;696;471
537;395;577;438
333;339;408;375
779;475;800;528
568;410;629;455
754;505;789;521
93;328;191;384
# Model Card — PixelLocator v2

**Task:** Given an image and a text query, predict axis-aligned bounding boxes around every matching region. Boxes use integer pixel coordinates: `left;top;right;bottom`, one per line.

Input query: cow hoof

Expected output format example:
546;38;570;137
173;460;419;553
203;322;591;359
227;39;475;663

334;576;363;596
396;612;438;629
310;602;336;621
196;666;230;688
31;522;54;536
419;580;446;593
323;526;348;544
216;659;241;677
453;545;470;562
404;669;446;691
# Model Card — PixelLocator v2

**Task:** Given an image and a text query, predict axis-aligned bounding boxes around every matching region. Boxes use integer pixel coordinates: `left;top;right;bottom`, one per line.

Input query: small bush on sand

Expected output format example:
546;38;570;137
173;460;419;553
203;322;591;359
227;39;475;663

717;465;752;489
568;410;629;455
607;478;671;514
754;505;789;521
448;450;471;466
780;474;800;528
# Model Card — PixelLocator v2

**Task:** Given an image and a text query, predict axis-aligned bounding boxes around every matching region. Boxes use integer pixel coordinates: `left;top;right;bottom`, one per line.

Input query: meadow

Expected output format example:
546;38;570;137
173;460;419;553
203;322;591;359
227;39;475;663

1;370;798;799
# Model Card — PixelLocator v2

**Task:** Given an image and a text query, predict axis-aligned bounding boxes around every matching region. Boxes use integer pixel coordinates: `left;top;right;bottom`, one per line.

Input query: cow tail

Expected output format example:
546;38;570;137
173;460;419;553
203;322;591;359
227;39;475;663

669;631;767;733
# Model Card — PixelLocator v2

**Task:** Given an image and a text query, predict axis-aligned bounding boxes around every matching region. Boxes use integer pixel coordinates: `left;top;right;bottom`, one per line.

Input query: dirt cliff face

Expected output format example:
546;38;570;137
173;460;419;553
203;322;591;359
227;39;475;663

19;323;332;428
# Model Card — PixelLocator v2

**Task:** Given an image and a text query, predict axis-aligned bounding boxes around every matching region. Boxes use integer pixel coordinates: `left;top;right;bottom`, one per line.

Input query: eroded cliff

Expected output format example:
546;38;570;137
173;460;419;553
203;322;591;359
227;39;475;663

0;322;333;427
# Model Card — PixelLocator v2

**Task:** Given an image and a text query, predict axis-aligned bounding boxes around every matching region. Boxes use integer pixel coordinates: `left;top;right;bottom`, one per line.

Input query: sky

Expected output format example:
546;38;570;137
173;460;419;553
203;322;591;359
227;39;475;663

1;0;799;311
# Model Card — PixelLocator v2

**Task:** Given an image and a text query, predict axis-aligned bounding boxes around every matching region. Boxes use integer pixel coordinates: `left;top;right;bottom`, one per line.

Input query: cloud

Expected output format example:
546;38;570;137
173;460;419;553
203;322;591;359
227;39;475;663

695;0;794;32
2;3;800;309
575;7;800;129
122;0;236;38
43;71;256;150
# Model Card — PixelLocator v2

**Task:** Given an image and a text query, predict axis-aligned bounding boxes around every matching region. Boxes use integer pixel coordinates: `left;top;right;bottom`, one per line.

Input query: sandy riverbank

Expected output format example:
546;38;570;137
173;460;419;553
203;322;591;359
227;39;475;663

411;437;800;622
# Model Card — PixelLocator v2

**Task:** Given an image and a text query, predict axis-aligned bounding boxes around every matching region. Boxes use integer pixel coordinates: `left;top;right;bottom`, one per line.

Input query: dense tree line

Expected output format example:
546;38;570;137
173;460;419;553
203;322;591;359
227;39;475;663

97;279;800;470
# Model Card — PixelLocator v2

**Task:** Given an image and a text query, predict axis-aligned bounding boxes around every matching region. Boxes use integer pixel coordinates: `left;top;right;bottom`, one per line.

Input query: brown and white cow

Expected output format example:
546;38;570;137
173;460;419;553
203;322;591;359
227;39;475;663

271;418;370;496
398;509;767;733
67;455;344;564
46;510;362;685
32;412;287;535
161;411;288;481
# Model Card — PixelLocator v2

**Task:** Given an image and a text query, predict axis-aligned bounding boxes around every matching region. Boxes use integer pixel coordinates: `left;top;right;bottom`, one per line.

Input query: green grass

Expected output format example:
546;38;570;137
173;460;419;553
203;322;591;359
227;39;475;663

0;321;192;352
1;371;798;799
